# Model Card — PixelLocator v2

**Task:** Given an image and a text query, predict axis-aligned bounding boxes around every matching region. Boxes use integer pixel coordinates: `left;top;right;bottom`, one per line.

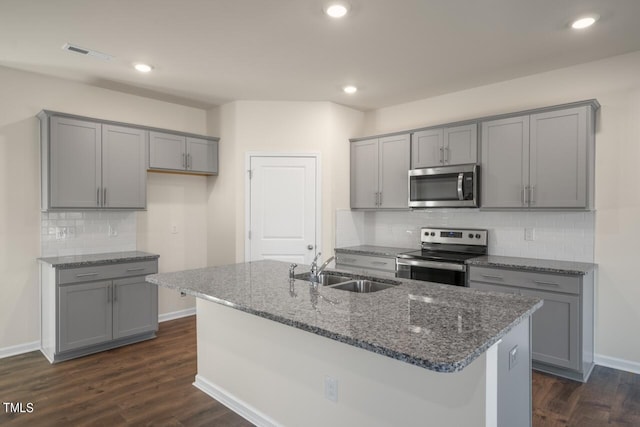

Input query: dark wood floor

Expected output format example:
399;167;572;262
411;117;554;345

1;316;639;426
0;316;252;426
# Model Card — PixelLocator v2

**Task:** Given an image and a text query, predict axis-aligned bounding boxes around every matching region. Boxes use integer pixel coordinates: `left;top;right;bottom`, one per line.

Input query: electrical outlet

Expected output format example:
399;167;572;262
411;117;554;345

524;228;535;241
171;224;178;234
55;227;67;240
324;376;338;402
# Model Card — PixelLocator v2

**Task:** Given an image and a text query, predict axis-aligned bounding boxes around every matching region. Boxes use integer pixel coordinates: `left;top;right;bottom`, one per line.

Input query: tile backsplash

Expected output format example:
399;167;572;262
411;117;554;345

41;211;137;257
336;209;595;263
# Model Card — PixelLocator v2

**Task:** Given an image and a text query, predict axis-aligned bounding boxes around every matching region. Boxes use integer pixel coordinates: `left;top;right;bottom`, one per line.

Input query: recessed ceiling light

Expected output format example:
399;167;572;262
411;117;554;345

134;63;153;73
325;3;349;18
343;85;357;94
571;14;599;29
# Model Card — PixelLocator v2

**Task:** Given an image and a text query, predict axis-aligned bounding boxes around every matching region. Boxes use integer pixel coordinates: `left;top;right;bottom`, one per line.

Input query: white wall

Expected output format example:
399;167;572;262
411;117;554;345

207;101;363;265
0;66;207;351
360;50;640;368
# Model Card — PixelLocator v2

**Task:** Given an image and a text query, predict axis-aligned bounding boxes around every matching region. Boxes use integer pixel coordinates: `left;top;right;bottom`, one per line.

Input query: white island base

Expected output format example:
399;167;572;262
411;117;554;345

193;300;532;427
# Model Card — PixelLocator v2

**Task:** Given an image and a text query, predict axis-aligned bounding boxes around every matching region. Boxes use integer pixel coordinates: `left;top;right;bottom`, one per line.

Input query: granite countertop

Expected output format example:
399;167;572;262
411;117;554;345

335;245;416;258
38;251;159;268
146;260;541;373
466;255;596;275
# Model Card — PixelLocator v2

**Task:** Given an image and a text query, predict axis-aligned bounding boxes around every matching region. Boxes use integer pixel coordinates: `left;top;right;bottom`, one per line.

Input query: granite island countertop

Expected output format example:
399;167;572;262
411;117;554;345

335;245;415;257
146;260;542;373
38;251;159;268
466;255;596;275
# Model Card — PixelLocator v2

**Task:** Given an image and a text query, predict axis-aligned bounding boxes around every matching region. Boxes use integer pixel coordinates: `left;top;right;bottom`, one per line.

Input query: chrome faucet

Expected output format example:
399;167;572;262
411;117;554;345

309;252;335;282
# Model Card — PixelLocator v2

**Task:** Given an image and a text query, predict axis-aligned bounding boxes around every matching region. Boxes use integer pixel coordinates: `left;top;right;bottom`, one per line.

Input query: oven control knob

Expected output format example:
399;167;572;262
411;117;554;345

430;232;435;236
424;231;429;236
475;234;481;239
468;233;473;238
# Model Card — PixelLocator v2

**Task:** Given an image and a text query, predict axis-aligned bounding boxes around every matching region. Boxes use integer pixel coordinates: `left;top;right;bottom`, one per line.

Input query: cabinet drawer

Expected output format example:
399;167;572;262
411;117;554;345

58;260;158;285
468;266;580;295
335;253;395;272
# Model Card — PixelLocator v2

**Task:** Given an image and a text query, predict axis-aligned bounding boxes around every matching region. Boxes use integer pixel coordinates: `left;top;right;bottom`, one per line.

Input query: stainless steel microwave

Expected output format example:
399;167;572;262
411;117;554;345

408;164;479;208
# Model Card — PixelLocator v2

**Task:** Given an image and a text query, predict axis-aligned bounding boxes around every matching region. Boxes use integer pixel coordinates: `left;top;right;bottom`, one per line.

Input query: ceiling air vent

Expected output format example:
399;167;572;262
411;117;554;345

62;43;113;61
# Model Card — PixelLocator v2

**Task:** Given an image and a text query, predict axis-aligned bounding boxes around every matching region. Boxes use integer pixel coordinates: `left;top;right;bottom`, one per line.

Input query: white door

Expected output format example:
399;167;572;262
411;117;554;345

248;155;318;264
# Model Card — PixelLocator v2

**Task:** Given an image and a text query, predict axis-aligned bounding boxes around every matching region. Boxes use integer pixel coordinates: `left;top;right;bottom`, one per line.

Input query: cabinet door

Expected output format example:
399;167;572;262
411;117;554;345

379;134;411;208
529;107;588;208
469;280;581;371
149;131;186;170
186;137;218;174
58;281;112;352
480;116;530;208
444;123;477;165
102;125;147;209
49;117;102;208
113;277;158;339
411;129;443;168
350;139;379;208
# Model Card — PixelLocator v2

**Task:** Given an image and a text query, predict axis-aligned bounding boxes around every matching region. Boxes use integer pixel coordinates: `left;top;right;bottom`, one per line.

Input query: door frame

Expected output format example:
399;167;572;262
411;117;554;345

244;152;322;263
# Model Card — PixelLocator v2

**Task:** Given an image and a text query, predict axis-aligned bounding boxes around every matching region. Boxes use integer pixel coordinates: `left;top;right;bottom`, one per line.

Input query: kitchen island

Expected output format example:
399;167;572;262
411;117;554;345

146;260;542;427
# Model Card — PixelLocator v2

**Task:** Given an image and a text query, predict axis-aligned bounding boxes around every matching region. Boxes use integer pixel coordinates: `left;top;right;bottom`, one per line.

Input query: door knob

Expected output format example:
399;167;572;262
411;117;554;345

307;244;314;250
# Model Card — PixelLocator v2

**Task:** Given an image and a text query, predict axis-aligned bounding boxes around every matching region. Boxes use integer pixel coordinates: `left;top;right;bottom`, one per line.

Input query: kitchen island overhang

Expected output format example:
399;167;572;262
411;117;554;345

147;260;542;427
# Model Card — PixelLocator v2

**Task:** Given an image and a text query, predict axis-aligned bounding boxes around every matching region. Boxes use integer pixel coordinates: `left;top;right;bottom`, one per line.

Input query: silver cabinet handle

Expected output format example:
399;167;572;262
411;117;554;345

530;186;535;205
126;267;145;272
341;257;357;263
439;147;444;163
76;272;99;278
375;192;379;206
97;188;100;206
113;286;117;302
444;147;449;163
481;274;504;280
107;285;112;303
371;261;388;266
523;186;530;206
533;280;559;287
188;153;192;169
182;153;186;168
103;187;107;206
379;192;383;206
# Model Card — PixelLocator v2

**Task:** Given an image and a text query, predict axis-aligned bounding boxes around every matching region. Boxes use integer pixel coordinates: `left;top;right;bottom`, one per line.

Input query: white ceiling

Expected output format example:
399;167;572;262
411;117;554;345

1;0;639;111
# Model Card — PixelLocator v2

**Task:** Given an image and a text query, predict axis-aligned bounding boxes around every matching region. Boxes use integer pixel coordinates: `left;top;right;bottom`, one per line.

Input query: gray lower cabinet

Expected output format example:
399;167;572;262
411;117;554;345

350;134;410;209
335;252;396;278
468;265;594;382
480;103;596;209
411;123;477;168
149;131;218;175
41;259;159;363
39;112;147;210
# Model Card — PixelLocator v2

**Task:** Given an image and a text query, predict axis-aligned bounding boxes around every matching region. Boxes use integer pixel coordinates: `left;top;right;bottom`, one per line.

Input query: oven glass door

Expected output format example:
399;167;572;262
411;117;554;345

396;259;466;286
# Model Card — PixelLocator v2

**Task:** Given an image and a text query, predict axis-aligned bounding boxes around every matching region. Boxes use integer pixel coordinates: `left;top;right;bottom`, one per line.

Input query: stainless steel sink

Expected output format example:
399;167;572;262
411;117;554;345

330;280;393;293
295;272;353;286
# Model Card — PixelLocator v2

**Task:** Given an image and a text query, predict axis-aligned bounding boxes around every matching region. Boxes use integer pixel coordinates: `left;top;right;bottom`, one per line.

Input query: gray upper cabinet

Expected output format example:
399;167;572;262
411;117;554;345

102;124;147;209
481;116;530;208
350;134;410;209
480;104;595;209
40;112;148;210
411;128;443;168
187;137;218;174
149;131;218;175
529;107;588;208
411;123;477;168
49;116;102;209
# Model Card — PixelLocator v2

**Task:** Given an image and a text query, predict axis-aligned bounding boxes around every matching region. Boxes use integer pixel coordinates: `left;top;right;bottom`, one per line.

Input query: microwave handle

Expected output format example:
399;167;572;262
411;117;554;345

457;173;464;200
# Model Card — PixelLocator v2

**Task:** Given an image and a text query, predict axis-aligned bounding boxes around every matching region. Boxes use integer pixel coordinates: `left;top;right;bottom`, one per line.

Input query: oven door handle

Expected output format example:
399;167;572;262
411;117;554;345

396;258;466;272
457;173;464;200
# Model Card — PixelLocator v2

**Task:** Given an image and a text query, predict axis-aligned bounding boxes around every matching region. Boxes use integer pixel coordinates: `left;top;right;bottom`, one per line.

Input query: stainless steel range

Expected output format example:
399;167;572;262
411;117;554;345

396;227;488;286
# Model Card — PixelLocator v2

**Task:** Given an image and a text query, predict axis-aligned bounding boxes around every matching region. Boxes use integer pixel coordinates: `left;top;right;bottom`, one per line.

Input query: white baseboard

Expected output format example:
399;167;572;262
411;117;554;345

158;307;196;323
595;354;640;375
0;341;40;359
193;374;280;427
